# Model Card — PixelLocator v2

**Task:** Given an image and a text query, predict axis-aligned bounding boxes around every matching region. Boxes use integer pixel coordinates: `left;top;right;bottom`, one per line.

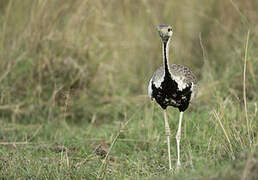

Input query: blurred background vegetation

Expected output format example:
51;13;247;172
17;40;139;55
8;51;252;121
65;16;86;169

0;0;257;179
0;0;257;123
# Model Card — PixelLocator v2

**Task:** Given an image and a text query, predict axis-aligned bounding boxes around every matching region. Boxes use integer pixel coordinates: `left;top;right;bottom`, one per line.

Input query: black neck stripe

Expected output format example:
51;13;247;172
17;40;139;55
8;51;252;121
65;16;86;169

163;41;170;76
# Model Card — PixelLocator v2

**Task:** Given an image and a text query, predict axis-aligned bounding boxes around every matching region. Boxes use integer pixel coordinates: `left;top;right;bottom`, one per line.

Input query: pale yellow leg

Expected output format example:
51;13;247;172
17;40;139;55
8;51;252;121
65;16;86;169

176;111;184;170
163;109;172;170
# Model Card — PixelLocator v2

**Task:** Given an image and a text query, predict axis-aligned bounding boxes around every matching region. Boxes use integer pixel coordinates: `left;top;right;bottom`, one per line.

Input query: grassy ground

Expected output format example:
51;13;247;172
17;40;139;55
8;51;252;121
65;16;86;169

0;0;257;179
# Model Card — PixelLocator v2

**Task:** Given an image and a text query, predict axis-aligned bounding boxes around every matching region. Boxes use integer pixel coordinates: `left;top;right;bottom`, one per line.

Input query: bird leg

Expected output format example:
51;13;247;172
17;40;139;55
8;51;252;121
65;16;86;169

176;111;184;170
163;109;172;170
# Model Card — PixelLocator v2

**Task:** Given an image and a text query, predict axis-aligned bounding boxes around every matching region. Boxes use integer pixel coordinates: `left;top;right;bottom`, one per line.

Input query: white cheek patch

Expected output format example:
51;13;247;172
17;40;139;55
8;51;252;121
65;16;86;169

172;75;188;91
153;74;164;88
152;73;188;91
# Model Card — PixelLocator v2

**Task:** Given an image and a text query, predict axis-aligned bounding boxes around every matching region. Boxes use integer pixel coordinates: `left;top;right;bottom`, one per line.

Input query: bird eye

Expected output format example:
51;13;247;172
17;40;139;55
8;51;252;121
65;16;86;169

168;28;172;32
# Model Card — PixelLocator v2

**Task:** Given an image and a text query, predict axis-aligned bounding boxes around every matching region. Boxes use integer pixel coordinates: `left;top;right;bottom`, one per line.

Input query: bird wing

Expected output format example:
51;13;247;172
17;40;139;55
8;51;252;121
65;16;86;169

169;64;198;101
169;64;197;85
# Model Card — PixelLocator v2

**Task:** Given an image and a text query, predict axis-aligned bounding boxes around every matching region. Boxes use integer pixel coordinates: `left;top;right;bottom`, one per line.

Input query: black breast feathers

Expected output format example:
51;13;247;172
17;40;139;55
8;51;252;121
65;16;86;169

151;74;192;112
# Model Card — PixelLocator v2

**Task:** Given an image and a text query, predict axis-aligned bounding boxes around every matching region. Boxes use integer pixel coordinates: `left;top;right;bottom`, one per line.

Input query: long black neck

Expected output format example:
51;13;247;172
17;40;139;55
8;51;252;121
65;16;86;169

162;40;170;76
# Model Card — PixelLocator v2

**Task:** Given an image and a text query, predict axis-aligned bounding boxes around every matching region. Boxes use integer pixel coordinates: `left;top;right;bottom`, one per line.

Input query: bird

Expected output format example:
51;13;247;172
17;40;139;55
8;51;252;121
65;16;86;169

148;24;198;171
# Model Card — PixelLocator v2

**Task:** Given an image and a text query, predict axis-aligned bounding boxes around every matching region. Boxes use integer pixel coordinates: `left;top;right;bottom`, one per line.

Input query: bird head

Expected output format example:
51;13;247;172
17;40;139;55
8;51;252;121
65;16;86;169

156;25;173;42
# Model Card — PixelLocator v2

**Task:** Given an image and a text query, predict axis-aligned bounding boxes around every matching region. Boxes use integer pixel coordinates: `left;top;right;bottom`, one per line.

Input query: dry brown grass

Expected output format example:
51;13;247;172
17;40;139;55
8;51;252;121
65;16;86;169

0;0;257;178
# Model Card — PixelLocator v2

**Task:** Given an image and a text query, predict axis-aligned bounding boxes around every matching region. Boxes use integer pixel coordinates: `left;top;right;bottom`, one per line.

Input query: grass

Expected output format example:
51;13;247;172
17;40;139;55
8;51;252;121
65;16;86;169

0;0;258;179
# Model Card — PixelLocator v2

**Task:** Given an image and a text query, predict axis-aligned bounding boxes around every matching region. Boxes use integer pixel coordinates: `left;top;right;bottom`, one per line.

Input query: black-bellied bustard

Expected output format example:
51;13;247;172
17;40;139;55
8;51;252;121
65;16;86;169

148;25;198;171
